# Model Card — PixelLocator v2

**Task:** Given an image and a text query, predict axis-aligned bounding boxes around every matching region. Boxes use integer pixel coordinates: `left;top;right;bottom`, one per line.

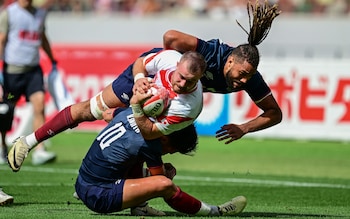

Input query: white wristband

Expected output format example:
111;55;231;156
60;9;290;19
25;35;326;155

134;73;145;82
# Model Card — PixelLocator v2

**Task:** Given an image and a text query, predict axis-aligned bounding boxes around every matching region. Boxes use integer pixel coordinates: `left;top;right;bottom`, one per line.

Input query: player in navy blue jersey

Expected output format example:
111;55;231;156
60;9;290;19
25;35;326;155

162;33;282;144
75;106;247;216
162;2;282;144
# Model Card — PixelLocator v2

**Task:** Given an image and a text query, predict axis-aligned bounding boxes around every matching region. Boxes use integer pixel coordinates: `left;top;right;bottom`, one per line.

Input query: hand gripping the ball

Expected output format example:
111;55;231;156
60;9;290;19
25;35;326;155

142;85;170;118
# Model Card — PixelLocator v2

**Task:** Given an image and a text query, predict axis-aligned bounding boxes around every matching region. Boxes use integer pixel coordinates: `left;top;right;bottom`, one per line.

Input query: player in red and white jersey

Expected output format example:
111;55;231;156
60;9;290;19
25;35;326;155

130;50;205;140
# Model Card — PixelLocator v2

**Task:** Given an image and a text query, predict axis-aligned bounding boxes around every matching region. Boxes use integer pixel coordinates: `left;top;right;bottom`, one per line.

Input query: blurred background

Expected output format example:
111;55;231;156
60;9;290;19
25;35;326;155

13;0;350;17
2;0;350;56
2;0;350;143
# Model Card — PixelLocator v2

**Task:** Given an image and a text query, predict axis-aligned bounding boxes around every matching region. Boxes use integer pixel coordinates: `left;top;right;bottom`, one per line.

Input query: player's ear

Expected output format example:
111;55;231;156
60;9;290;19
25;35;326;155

228;55;235;63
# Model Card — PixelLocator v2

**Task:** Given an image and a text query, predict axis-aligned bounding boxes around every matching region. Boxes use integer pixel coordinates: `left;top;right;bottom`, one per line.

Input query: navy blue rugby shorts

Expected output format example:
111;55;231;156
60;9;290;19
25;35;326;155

111;48;162;106
75;175;126;213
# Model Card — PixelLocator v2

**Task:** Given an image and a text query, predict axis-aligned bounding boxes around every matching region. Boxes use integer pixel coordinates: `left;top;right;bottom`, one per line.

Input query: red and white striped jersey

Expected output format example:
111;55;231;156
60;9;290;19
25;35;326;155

143;50;203;135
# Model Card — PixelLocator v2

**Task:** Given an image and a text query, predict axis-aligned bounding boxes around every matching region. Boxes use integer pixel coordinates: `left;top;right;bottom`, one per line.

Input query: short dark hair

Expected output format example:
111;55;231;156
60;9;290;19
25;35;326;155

180;51;207;76
167;124;198;155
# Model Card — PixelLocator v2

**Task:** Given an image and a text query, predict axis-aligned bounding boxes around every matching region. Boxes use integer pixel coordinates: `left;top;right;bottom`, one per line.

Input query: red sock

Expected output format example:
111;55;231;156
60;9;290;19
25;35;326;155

165;187;201;215
34;106;78;142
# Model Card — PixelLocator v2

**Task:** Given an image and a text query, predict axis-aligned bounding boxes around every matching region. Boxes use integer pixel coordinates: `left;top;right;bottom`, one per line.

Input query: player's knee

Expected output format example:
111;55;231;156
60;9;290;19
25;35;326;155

90;92;110;120
155;176;176;193
154;176;179;200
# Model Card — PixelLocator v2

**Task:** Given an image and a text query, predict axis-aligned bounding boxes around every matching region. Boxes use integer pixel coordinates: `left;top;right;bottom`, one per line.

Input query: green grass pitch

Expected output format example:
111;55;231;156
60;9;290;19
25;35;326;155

1;131;349;219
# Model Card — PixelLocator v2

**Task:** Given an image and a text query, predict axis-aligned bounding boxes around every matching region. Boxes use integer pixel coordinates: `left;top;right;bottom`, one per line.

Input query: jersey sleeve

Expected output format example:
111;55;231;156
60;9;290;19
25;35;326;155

153;85;203;135
144;50;182;76
244;71;272;102
155;118;194;136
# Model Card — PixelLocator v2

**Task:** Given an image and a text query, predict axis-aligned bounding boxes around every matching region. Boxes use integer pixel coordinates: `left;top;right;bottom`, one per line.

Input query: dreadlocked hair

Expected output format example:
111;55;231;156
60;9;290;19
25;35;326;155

239;0;281;46
233;0;281;69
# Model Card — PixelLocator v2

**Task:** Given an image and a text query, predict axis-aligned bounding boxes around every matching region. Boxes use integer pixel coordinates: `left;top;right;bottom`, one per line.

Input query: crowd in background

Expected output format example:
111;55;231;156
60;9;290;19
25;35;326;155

1;0;350;17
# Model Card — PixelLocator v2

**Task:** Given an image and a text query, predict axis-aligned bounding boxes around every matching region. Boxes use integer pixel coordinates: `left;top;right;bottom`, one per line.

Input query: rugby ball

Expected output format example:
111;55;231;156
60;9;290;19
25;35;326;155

142;86;169;118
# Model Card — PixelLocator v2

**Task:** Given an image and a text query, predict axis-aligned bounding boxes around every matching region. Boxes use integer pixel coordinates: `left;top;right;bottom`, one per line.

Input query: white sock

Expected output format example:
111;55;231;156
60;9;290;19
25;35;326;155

196;202;220;216
25;133;38;149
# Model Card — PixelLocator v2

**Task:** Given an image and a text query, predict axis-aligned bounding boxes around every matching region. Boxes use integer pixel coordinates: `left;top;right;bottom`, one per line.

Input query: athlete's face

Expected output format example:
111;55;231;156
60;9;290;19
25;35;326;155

171;61;202;94
224;56;255;89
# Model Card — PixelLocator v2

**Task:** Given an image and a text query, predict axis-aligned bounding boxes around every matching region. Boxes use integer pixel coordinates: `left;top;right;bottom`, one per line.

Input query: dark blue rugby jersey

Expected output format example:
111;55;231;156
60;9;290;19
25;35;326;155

79;107;163;185
196;39;271;102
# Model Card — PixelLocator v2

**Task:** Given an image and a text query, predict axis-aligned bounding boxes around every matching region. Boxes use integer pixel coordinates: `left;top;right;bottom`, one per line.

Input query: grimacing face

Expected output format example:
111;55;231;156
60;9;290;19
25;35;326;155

224;57;256;89
171;61;202;94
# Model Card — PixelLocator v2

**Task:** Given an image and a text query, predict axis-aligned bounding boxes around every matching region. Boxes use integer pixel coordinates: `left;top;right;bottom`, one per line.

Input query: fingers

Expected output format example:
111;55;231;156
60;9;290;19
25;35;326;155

216;133;236;144
164;163;176;179
215;125;230;138
102;108;115;123
215;124;243;144
134;77;151;94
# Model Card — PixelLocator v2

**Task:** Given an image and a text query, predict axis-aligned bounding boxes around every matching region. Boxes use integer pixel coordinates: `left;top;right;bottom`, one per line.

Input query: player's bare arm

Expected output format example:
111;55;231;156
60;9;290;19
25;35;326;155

132;56;151;94
0;12;8;60
0;32;6;60
130;86;164;140
254;94;282;129
41;32;55;63
163;30;197;52
216;94;282;144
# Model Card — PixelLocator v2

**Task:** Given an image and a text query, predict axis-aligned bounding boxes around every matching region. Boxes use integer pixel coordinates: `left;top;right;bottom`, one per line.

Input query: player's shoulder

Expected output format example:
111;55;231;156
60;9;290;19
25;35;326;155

197;38;233;56
6;2;17;9
244;71;265;87
250;70;265;81
145;49;181;63
158;49;182;58
199;38;231;47
244;70;270;97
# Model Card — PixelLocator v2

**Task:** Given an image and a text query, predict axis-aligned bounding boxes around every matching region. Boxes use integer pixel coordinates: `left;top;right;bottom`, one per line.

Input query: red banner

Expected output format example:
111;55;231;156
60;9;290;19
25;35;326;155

4;45;350;142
